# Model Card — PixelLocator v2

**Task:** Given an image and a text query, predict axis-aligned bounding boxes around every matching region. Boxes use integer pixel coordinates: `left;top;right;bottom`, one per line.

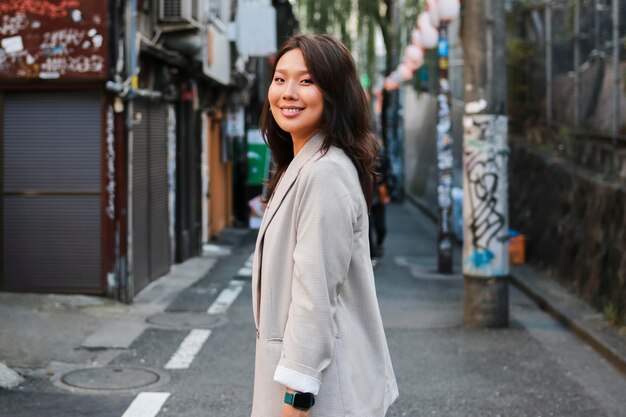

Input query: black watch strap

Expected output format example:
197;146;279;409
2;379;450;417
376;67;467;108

284;391;316;410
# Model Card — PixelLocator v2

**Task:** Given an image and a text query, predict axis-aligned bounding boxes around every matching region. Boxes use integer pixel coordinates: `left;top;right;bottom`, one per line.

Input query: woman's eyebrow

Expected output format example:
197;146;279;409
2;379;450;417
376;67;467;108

274;68;310;75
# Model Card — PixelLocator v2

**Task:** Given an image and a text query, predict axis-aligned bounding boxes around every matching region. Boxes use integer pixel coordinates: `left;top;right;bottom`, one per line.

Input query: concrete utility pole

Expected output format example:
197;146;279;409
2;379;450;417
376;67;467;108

461;0;509;327
385;0;404;200
436;22;454;274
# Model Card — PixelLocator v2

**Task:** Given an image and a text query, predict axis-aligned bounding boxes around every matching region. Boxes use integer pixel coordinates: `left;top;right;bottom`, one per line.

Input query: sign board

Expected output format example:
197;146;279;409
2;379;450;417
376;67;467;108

235;4;276;57
227;107;245;138
202;23;230;85
0;0;109;80
247;129;270;186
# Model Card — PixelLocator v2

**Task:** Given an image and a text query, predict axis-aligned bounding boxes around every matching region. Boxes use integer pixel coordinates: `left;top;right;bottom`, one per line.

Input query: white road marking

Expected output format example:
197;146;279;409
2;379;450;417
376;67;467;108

238;267;252;276
121;392;170;417
207;280;245;314
164;329;212;370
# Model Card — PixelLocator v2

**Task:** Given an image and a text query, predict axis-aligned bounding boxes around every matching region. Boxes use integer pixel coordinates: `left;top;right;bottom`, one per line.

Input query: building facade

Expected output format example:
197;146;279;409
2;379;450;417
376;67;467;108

0;0;268;301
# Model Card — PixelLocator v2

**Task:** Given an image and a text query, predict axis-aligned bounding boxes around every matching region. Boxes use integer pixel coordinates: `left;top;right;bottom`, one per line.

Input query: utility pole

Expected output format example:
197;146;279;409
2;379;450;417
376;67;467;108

436;21;453;274
461;0;509;327
385;0;403;199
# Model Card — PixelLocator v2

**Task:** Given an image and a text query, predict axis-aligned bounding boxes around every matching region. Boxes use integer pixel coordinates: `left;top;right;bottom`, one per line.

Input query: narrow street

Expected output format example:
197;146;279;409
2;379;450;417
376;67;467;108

1;203;626;417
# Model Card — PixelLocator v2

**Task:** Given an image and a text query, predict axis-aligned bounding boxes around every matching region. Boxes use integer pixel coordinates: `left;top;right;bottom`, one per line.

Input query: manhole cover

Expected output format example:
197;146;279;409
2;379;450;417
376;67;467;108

147;312;225;329
61;367;159;390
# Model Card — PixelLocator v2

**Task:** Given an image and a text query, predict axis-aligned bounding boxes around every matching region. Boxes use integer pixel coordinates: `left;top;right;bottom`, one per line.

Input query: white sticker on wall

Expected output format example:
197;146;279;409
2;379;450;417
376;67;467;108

1;36;24;54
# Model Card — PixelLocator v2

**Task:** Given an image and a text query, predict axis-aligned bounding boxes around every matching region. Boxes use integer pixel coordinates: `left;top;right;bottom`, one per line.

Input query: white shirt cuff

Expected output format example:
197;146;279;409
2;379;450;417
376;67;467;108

273;364;321;395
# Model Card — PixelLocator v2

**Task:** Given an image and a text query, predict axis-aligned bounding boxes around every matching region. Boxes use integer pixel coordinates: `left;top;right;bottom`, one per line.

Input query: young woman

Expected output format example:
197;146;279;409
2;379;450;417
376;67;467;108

251;34;398;417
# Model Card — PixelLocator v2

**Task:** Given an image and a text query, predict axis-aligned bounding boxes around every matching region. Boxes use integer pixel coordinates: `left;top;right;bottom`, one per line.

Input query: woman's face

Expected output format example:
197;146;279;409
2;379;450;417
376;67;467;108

268;48;324;142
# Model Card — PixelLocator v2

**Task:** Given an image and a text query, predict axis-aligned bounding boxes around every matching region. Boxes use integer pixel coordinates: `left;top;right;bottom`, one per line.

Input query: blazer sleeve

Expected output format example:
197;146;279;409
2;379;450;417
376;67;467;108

273;161;356;395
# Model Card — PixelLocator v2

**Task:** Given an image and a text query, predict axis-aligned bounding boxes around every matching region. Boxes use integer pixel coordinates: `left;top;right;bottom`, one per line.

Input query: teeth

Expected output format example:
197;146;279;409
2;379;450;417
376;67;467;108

283;108;302;113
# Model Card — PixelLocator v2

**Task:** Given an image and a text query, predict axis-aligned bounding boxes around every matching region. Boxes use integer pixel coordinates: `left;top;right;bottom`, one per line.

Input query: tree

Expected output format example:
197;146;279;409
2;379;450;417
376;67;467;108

296;0;423;95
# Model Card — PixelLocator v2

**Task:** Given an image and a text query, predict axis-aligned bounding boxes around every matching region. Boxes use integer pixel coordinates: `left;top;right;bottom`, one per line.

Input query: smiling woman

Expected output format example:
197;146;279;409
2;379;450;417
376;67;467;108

251;34;398;417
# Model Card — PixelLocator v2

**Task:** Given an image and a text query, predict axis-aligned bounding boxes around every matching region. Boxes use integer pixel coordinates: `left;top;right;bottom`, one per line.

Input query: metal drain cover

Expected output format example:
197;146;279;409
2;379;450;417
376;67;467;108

61;367;160;390
147;312;225;329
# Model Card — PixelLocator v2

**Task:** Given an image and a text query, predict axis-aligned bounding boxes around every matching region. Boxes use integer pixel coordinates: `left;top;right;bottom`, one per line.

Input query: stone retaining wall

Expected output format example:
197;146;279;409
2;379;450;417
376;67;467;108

509;142;626;322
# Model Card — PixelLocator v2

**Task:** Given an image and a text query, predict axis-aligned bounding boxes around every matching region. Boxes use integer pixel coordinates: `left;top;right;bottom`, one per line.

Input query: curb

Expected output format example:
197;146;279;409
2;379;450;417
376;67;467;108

510;270;626;378
0;362;24;389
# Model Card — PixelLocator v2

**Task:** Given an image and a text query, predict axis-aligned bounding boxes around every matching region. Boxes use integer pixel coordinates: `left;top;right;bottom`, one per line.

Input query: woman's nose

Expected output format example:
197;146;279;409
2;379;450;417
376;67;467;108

283;81;298;100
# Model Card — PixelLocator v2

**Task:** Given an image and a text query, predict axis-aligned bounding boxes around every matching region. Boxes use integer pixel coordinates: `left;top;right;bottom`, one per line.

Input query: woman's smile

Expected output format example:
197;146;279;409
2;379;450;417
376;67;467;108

279;106;305;117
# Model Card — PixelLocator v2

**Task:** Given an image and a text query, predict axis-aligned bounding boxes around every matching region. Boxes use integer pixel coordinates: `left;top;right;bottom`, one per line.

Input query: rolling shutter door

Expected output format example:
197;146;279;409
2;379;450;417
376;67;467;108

2;91;102;292
131;100;170;294
149;103;170;279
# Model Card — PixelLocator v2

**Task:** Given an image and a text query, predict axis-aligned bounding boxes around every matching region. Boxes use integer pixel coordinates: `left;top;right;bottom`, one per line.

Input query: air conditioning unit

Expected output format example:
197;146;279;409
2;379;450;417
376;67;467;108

159;0;200;25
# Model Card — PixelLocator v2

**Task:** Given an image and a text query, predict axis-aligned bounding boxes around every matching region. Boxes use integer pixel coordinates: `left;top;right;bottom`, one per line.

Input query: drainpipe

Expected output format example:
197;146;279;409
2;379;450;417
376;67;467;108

612;0;620;142
121;0;139;303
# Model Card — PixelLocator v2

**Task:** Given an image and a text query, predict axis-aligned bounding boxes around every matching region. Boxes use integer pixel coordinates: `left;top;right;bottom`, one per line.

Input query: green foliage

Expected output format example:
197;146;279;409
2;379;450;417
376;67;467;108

295;0;424;92
604;302;620;326
506;36;537;131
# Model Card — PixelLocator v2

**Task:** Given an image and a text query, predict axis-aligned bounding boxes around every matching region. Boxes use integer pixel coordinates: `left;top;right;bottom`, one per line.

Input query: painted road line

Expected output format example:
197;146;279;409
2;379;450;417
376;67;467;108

121;392;170;417
164;329;212;370
207;280;245;314
238;266;252;277
238;253;254;276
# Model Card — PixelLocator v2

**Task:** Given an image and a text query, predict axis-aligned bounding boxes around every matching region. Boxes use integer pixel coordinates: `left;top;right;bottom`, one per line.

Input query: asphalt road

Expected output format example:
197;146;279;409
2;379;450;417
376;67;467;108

1;202;626;417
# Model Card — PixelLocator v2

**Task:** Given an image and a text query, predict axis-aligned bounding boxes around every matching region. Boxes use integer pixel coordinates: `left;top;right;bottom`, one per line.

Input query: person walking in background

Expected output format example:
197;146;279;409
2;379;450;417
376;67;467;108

251;34;398;417
370;149;392;268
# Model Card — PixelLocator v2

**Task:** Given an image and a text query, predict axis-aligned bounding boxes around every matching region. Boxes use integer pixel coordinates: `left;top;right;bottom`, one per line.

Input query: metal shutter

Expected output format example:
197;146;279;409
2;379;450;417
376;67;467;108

131;100;171;295
2;91;102;292
132;100;150;293
148;102;170;279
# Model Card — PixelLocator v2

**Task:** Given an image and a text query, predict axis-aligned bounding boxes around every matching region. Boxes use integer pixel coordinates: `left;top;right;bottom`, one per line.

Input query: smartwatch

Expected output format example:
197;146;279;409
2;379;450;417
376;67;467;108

284;391;316;411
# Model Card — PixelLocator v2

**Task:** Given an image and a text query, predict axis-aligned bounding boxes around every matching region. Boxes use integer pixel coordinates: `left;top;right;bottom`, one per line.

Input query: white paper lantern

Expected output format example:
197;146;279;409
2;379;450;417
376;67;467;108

411;29;422;48
418;12;432;31
418;11;439;49
427;0;440;27
403;45;424;69
397;63;414;81
420;25;439;49
439;0;460;22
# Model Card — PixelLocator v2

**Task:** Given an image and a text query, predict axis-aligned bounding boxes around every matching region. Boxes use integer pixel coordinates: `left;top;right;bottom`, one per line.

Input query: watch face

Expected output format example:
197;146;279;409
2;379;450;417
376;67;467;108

293;392;315;409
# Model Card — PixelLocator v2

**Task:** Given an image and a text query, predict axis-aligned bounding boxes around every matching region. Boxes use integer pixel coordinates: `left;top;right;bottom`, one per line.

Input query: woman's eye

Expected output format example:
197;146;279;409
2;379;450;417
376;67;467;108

273;77;284;83
301;79;314;85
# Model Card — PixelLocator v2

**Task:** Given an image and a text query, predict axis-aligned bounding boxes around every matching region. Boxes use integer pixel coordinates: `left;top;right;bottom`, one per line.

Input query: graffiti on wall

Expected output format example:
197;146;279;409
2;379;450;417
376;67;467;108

462;114;509;277
167;104;177;261
436;27;454;261
0;1;81;18
0;0;107;80
105;105;116;220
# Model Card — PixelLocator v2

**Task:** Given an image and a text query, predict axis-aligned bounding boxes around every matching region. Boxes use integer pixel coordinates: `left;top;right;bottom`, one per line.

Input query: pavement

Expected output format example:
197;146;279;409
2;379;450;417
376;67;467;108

0;202;625;416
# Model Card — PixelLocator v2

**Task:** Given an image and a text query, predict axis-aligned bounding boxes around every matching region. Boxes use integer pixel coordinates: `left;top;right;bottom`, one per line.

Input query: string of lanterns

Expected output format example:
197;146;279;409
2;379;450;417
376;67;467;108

383;0;461;91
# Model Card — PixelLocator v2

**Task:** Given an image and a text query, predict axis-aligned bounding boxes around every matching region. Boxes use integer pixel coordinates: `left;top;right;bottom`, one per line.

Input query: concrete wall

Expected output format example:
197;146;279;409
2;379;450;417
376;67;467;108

509;142;626;320
403;88;438;214
402;87;464;218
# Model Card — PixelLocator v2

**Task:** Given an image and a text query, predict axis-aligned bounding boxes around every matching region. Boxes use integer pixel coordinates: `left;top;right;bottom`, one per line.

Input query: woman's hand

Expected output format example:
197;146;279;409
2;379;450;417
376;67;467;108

280;403;310;417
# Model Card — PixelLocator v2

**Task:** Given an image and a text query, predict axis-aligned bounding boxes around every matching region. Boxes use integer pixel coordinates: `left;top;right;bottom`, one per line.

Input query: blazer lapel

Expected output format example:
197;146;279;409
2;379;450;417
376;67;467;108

252;132;325;329
257;132;325;242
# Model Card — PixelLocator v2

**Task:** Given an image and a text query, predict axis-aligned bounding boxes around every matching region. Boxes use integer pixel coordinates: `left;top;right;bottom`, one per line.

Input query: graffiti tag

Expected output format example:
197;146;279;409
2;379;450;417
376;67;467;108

40;28;87;49
463;114;509;275
105;106;116;220
40;54;103;73
0;0;81;19
0;12;28;36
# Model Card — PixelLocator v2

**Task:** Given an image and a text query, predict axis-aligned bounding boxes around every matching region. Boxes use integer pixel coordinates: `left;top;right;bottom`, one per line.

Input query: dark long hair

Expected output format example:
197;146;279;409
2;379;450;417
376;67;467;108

260;34;380;211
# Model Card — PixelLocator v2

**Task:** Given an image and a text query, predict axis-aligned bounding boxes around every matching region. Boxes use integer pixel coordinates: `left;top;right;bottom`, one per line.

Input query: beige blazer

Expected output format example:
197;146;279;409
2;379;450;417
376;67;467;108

251;133;398;417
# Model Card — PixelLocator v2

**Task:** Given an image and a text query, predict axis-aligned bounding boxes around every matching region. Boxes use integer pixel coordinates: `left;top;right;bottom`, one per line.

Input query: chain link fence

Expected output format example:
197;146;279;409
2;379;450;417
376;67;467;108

508;0;626;178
